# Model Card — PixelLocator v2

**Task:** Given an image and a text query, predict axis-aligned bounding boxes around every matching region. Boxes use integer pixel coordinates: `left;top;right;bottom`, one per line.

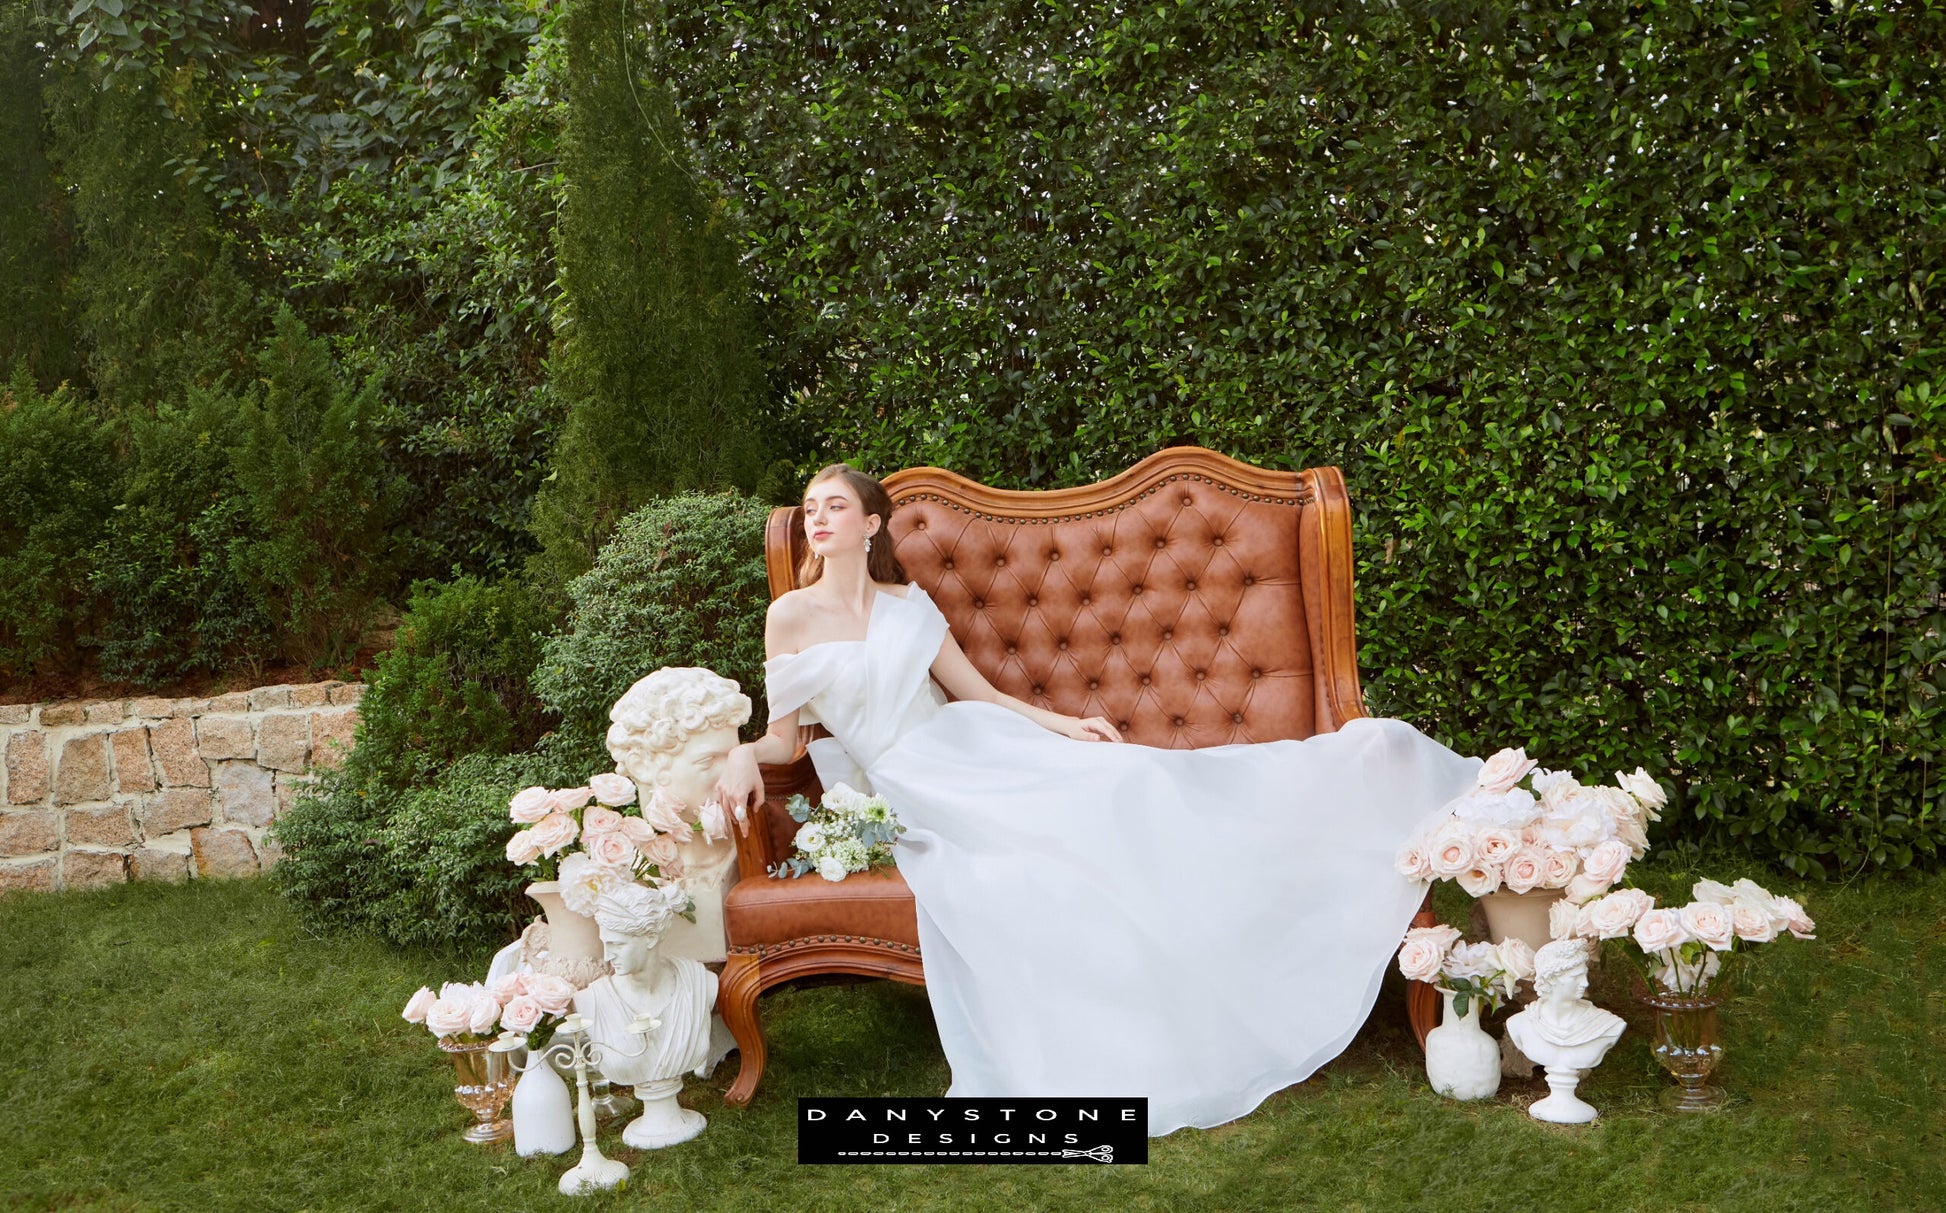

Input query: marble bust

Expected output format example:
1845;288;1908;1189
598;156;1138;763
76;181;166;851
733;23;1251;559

573;881;722;1148
1505;939;1627;1124
606;667;751;964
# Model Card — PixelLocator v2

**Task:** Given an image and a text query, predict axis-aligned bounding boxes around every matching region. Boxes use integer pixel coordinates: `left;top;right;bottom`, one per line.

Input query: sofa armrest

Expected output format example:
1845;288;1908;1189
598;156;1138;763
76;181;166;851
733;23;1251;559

734;747;821;880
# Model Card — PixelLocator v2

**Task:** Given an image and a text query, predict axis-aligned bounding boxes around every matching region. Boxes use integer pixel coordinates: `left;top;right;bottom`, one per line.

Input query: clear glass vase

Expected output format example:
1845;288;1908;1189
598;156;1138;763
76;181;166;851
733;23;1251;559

1640;991;1727;1112
439;1036;515;1143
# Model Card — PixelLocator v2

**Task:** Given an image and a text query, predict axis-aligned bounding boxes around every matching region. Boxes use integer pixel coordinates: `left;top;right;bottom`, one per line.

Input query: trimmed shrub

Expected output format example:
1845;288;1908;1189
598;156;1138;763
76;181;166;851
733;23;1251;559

351;576;557;794
270;749;576;953
654;0;1946;876
532;492;773;771
89;386;274;684
0;369;115;677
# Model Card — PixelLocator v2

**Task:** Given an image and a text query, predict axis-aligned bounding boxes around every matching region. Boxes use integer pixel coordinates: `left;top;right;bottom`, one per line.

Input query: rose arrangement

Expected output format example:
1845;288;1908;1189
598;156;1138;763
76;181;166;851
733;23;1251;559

1559;877;1815;996
503;771;726;889
1395;748;1667;904
1396;925;1537;1018
768;782;906;882
402;971;578;1048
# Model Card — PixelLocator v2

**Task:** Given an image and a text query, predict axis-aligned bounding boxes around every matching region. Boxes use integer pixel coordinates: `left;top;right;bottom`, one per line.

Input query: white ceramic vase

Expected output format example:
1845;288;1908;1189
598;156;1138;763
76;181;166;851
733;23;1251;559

511;1048;576;1157
1425;989;1501;1100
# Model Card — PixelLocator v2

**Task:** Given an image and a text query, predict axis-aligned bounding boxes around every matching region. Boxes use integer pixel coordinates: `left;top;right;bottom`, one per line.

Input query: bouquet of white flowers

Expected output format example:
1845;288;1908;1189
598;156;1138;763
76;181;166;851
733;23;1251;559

1395;747;1668;904
768;782;906;882
1395;925;1536;1018
1561;877;1816;996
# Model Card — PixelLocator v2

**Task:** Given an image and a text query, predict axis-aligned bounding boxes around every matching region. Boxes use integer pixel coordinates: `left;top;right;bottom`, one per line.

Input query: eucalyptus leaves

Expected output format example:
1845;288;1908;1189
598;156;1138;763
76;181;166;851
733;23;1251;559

767;783;906;882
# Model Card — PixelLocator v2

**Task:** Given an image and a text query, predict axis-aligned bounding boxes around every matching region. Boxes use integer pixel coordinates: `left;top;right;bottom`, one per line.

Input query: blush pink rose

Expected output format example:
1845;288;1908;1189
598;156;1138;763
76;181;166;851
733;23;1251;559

1475;828;1520;866
1731;898;1781;943
1475;747;1539;795
1427;822;1476;879
1502;846;1547;895
1580;839;1631;888
1394;842;1433;881
401;986;435;1024
505;828;545;867
1457;865;1501;897
467;991;503;1036
639;788;689;835
1539;848;1577;890
589;772;638;807
1396;936;1447;983
1578;888;1654;939
619;816;662;848
699;798;731;844
499;994;543;1035
509;786;550;824
581;806;625;838
1772;895;1816;939
1548;896;1582;941
1680;900;1737;951
488;973;528;1003
587;829;637;869
526;811;579;858
544;786;593;815
525;974;576;1016
1633;907;1689;954
425;991;474;1038
1565;872;1612;905
641;834;683;878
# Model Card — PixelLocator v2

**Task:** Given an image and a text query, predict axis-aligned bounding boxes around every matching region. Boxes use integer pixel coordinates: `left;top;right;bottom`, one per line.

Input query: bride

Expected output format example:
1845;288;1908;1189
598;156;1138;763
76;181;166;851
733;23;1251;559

714;462;1482;1137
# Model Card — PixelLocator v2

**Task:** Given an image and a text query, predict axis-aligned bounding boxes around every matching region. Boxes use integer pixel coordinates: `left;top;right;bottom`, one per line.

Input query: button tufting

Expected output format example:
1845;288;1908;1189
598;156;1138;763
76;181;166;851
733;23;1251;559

1027;595;1037;606
1110;634;1121;645
1172;717;1185;727
1118;721;1130;731
1218;625;1230;636
1161;629;1173;640
1131;584;1143;595
1080;594;1091;605
1032;685;1043;695
1139;674;1151;686
1153;537;1166;549
1049;551;1061;561
1088;680;1099;690
1102;546;1113;556
974;598;985;609
1243;574;1255;585
1057;639;1068;650
1007;644;1018;655
995;557;1006;567
1185;579;1197;591
1195;670;1206;681
1181;495;1192;506
1251;669;1262;679
1212;536;1224;547
916;521;927;530
1231;712;1244;723
944;559;955;569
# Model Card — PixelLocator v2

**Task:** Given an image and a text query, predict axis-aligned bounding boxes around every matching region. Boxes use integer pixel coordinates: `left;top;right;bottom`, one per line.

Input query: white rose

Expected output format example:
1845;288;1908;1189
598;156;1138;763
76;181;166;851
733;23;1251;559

1529;767;1572;795
1444;941;1499;981
1772;895;1816;939
1680;901;1737;951
1548;896;1581;941
1731;897;1781;943
1475;827;1521;866
1475;747;1539;795
1540;775;1586;815
1502;846;1547;895
816;855;848;882
1692;879;1736;905
1632;908;1689;954
401;986;436;1024
1394;841;1434;881
589;772;638;807
1578;888;1654;940
468;990;502;1036
1565;872;1613;905
425;992;474;1038
1729;877;1774;903
1457;865;1501;897
1539;848;1577;890
1579;839;1632;888
508;786;551;824
1494;938;1536;988
795;824;827;854
1616;766;1667;816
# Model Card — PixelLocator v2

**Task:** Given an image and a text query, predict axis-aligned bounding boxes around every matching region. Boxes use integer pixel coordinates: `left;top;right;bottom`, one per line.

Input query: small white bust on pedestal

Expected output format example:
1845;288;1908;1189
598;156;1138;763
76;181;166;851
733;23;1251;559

1505;939;1626;1124
575;882;717;1149
606;668;750;969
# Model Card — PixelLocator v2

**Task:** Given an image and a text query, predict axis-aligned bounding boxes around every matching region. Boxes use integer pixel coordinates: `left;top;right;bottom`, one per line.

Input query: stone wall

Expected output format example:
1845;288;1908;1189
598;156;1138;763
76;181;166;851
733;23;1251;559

0;682;364;893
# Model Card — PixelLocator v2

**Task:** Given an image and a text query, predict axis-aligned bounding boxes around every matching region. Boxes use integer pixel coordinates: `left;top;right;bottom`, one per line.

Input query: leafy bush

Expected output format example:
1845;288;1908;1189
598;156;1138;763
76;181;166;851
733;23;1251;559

230;305;405;667
89;387;274;684
532;492;773;771
654;0;1946;876
271;749;575;953
0;369;115;677
351;576;557;793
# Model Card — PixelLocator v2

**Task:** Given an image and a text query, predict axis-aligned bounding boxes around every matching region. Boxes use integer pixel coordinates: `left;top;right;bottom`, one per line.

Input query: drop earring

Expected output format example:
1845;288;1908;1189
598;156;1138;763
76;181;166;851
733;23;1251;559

864;535;873;555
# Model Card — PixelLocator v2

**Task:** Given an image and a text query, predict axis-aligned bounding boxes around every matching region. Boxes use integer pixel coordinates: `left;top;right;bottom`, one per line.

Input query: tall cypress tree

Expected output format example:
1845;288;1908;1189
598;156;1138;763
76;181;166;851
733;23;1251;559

531;0;776;582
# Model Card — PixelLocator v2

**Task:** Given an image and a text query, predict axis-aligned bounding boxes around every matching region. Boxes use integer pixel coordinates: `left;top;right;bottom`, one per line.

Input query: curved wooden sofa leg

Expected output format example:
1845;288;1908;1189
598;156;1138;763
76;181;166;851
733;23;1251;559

1408;891;1439;1051
719;952;768;1107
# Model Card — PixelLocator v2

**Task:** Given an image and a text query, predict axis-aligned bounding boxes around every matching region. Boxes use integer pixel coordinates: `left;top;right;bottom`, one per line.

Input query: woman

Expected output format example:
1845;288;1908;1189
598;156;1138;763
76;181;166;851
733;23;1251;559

713;462;1480;1137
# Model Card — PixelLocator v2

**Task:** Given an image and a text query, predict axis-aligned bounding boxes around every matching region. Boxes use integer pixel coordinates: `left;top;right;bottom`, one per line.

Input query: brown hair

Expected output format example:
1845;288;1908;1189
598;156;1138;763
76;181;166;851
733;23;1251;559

796;462;910;588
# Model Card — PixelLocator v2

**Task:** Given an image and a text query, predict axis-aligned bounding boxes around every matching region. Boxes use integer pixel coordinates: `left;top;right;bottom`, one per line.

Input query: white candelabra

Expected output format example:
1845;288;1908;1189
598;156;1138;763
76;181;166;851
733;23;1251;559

491;1012;663;1195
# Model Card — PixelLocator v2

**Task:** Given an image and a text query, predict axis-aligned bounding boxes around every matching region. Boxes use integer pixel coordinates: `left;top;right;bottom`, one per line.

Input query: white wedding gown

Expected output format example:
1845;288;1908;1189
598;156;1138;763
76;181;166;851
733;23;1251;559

764;584;1481;1137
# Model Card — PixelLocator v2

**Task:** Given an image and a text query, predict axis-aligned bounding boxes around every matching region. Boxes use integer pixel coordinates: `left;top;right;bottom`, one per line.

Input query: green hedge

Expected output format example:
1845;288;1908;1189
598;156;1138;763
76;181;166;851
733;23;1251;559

653;0;1945;875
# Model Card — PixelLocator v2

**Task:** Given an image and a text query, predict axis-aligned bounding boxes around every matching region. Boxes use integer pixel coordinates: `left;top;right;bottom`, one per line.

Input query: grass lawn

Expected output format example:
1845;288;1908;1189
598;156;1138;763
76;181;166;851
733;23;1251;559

1;863;1940;1213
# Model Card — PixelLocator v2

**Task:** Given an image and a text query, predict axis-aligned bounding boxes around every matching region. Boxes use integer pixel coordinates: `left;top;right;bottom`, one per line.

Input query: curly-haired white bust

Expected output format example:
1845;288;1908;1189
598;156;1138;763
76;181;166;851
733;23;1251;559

604;667;752;966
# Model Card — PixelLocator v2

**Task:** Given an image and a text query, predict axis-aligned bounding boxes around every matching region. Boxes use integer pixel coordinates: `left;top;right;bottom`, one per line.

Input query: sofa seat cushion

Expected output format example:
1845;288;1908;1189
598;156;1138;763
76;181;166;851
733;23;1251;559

723;864;920;949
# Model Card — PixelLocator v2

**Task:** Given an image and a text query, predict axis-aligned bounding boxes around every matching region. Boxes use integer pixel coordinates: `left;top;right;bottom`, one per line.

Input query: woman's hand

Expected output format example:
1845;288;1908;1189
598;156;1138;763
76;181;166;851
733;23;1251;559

713;744;766;835
1056;715;1125;743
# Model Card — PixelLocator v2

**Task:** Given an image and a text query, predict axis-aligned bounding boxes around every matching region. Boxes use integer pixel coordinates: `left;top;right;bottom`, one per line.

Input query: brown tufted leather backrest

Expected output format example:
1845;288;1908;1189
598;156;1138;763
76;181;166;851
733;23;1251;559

765;447;1367;752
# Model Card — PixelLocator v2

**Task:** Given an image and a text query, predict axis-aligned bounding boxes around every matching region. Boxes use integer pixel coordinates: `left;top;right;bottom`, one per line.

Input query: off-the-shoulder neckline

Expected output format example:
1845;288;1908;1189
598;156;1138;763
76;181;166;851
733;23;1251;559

765;585;925;664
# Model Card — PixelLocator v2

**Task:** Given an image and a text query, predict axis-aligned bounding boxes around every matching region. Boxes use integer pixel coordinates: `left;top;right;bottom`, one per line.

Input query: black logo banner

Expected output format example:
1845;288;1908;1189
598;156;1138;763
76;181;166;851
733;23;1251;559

798;1097;1148;1164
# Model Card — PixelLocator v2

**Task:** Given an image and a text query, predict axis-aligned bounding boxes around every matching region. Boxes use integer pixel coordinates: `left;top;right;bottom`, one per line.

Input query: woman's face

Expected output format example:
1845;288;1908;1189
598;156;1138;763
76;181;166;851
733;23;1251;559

803;477;878;558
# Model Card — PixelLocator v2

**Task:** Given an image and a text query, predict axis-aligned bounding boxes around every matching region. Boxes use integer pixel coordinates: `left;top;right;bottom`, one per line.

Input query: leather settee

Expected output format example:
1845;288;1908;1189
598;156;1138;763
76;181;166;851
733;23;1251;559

716;446;1438;1105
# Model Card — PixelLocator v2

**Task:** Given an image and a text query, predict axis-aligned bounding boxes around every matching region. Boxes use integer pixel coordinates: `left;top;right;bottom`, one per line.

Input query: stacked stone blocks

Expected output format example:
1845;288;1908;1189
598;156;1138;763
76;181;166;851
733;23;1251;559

0;682;364;893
